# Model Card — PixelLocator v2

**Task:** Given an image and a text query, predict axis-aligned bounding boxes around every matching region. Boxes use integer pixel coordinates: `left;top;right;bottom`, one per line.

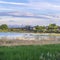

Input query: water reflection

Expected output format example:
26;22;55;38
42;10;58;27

0;32;60;40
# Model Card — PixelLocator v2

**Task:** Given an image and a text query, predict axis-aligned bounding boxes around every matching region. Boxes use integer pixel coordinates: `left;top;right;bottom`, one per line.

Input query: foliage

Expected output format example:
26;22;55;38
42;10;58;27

0;44;60;60
0;24;8;30
34;25;45;32
0;24;60;33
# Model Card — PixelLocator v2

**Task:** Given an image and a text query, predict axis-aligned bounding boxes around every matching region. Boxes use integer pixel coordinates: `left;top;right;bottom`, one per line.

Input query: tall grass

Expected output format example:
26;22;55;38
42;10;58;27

0;44;60;60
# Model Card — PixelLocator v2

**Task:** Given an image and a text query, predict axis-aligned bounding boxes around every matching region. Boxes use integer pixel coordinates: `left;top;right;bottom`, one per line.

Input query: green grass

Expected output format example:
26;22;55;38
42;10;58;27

0;44;60;60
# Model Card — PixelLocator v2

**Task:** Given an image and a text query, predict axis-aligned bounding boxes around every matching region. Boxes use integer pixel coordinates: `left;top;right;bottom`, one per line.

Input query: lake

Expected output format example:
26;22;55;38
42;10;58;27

0;32;60;40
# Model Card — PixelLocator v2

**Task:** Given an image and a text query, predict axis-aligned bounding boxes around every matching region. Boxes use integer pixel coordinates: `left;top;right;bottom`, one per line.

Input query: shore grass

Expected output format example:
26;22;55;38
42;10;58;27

0;44;60;60
49;33;60;36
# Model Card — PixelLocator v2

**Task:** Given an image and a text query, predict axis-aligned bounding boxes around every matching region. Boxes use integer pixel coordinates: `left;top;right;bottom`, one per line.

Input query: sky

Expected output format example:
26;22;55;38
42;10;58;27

0;0;60;26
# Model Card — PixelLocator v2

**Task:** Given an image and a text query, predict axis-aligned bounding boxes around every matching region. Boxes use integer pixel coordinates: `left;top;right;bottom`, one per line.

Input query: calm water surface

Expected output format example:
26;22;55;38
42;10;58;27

0;32;60;40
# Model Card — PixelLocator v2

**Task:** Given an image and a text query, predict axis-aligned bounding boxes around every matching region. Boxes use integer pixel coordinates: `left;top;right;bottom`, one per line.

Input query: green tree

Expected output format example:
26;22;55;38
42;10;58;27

48;24;56;29
35;25;45;32
0;24;8;30
48;24;58;33
34;25;40;32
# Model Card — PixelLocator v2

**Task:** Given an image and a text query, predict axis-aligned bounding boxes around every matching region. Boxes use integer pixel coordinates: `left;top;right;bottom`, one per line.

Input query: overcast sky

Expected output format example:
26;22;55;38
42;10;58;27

0;0;60;25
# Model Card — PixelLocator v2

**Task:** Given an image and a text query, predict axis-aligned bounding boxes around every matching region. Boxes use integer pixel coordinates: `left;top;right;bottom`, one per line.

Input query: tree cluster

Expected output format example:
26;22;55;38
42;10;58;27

34;24;60;33
0;24;60;33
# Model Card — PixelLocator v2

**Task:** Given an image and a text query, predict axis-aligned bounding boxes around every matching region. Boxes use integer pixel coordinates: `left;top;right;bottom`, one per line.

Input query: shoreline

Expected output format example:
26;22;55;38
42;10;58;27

0;32;60;46
0;39;60;46
0;32;60;36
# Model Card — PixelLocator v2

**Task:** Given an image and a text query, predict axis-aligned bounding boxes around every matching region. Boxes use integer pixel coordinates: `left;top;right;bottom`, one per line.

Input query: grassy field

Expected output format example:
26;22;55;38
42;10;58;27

0;44;60;60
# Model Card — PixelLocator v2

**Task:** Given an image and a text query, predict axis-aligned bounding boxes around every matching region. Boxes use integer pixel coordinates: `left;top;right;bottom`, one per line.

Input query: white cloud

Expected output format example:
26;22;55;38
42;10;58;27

0;15;60;25
0;0;60;25
0;16;51;25
0;7;13;11
0;1;27;6
0;0;60;11
28;2;60;10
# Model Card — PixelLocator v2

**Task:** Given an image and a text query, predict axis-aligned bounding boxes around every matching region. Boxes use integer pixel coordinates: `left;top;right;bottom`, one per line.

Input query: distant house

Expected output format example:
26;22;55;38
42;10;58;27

24;26;34;31
33;27;36;30
44;26;47;29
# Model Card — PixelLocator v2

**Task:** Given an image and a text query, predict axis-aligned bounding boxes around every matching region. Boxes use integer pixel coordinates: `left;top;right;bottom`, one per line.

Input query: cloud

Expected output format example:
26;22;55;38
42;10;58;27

0;0;60;17
27;2;60;11
0;1;27;6
0;16;60;26
0;16;52;25
0;0;60;25
0;0;60;12
0;7;13;11
0;0;60;10
0;11;60;21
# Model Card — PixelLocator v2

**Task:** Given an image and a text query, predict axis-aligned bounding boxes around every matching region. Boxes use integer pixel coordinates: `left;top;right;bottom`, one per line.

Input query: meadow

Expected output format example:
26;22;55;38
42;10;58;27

0;44;60;60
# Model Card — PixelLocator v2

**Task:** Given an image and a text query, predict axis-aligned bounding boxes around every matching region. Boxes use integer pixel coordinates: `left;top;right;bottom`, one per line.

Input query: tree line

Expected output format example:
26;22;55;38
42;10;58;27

0;24;60;33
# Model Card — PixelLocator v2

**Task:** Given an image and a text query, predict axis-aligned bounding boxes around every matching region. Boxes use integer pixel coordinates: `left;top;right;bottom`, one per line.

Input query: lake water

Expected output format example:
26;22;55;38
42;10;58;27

0;32;60;40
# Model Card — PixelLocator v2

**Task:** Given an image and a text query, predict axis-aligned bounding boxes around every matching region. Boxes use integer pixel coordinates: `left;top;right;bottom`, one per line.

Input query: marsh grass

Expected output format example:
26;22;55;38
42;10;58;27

0;44;60;60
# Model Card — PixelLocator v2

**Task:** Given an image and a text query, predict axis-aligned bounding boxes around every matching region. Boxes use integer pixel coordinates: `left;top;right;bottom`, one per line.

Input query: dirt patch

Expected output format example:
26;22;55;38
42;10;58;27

0;39;60;46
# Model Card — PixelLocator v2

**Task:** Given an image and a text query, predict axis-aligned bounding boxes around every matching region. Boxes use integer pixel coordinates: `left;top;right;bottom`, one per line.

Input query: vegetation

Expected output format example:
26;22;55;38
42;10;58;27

0;24;8;30
34;25;45;32
0;44;60;60
47;24;59;33
0;24;8;32
0;23;60;33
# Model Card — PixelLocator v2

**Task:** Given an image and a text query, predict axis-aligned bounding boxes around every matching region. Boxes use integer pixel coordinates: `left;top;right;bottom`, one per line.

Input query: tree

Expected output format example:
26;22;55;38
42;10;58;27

35;25;45;32
48;24;58;33
34;25;40;32
0;24;8;30
48;24;56;29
